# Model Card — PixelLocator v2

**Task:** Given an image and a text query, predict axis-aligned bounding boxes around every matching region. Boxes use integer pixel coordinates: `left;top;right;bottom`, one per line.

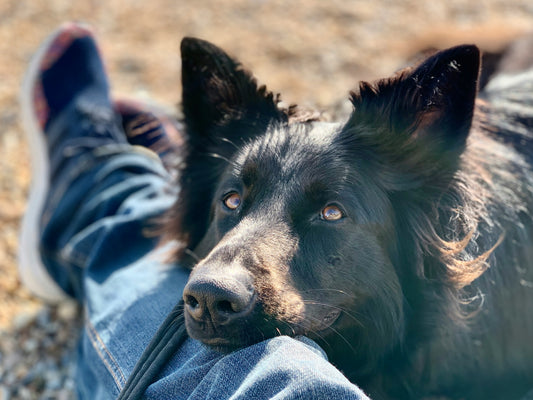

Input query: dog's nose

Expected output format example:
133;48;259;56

183;273;256;324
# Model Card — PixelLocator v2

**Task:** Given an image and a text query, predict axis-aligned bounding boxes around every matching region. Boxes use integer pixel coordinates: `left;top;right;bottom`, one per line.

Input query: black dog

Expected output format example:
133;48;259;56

162;38;533;399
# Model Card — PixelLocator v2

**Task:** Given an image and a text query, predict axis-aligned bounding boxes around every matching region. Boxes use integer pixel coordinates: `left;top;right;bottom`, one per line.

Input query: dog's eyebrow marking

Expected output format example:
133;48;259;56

301;179;345;212
241;161;259;187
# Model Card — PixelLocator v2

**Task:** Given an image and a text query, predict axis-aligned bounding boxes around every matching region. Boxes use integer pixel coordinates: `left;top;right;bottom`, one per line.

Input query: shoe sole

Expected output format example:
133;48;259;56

18;24;91;302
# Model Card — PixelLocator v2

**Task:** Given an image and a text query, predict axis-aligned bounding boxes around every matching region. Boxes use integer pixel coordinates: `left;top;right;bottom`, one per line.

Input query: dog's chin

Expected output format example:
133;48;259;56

199;337;244;354
185;317;263;353
185;324;240;353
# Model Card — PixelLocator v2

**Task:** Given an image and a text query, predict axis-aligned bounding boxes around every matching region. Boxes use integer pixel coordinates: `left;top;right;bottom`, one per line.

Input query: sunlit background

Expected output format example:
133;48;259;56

1;0;532;397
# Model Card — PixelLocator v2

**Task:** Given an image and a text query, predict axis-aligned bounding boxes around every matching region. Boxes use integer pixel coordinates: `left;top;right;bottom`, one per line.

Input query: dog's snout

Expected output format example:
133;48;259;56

183;272;256;324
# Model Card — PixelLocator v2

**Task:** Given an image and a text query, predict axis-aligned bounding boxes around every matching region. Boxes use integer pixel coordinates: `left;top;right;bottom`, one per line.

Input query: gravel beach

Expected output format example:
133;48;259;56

1;1;532;398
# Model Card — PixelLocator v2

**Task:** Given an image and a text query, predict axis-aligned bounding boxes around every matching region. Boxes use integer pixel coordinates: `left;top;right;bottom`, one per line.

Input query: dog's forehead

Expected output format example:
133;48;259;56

235;121;342;175
292;121;340;148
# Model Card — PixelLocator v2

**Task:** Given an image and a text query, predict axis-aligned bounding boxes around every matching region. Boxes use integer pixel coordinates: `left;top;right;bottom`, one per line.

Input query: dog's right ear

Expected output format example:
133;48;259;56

181;37;286;138
163;39;286;261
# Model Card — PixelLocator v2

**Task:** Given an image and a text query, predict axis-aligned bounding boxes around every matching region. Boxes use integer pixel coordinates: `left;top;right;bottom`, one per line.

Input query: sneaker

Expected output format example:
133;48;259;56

19;22;111;302
114;98;184;169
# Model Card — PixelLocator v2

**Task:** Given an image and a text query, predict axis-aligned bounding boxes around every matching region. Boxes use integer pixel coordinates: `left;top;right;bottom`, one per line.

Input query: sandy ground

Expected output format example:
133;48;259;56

0;0;532;397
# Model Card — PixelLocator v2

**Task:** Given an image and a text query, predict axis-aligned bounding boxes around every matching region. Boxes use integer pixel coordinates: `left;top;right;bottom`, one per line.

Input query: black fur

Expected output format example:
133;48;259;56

163;38;533;399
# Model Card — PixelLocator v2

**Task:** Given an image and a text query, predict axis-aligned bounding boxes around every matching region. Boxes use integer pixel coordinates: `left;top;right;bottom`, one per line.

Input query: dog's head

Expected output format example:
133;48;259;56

164;38;481;375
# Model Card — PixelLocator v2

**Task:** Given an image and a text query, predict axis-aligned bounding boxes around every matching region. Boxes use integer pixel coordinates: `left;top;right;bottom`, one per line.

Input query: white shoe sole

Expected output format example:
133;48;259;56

18;24;90;302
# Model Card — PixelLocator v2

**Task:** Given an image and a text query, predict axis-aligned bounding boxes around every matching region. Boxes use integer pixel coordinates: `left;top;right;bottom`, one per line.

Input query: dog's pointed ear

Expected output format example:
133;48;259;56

344;45;480;191
163;39;287;261
180;37;286;137
402;44;480;149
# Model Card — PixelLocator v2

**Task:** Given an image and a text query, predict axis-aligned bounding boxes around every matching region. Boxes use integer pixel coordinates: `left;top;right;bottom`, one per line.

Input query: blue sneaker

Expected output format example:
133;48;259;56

19;22;112;302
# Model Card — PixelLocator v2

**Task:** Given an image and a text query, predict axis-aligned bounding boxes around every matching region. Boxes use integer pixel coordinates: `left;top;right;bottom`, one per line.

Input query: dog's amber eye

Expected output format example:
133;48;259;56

223;192;242;210
321;205;344;221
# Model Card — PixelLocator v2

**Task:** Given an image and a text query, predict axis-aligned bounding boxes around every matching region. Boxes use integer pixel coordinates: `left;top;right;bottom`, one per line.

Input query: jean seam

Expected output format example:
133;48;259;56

85;313;127;390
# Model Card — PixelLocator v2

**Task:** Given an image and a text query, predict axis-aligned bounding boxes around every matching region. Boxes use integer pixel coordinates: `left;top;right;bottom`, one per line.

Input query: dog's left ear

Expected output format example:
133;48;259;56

344;45;480;191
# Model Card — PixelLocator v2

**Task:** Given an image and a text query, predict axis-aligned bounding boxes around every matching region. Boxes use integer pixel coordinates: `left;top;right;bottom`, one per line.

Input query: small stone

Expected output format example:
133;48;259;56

12;310;37;331
14;363;29;380
3;350;24;374
63;376;76;391
44;320;60;335
22;338;39;353
36;307;51;327
0;385;11;400
57;388;73;400
17;386;32;400
56;301;79;321
45;370;62;390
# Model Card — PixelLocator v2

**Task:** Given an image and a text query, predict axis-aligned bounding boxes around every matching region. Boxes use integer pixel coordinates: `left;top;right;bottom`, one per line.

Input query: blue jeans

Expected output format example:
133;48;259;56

41;99;369;399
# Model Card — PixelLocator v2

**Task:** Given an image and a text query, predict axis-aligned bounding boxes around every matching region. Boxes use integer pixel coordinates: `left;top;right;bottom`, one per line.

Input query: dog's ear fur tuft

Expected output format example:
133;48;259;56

344;45;480;192
163;38;286;261
180;37;286;138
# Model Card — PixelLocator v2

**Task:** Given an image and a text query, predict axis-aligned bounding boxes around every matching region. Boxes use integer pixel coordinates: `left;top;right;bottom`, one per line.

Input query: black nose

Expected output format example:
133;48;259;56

183;273;256;325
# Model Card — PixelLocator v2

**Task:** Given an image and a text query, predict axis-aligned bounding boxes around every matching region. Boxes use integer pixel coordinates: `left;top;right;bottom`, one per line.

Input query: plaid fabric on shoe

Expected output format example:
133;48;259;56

114;98;184;169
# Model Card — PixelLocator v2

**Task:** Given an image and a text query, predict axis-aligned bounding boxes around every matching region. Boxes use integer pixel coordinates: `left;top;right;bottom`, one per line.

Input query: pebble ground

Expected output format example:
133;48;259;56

1;1;532;398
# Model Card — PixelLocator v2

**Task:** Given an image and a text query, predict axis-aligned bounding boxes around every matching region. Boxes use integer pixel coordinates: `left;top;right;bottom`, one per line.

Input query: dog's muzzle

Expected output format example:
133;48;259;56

182;266;258;349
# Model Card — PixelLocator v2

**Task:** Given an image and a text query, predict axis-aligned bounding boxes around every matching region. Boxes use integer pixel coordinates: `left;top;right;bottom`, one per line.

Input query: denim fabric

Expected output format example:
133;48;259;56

40;99;369;399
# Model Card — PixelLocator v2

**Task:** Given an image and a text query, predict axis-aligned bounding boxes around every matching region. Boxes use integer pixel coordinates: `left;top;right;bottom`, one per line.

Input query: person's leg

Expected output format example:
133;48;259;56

20;23;369;399
19;22;190;396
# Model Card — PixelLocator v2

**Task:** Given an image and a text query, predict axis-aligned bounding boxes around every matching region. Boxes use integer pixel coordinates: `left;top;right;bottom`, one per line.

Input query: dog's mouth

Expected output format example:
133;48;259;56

184;303;343;353
185;323;245;353
183;304;268;352
299;307;342;334
318;309;342;330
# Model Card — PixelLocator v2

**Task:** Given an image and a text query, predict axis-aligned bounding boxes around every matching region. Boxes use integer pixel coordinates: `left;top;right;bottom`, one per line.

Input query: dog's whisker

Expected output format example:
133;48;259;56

290;320;330;345
310;316;357;356
321;325;358;358
220;137;240;150
300;288;355;298
295;314;358;358
207;152;232;163
277;319;298;337
184;248;201;263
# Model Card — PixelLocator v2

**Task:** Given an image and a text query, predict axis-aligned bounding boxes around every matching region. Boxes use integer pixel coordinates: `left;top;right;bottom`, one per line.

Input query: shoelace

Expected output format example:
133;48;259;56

117;299;188;399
